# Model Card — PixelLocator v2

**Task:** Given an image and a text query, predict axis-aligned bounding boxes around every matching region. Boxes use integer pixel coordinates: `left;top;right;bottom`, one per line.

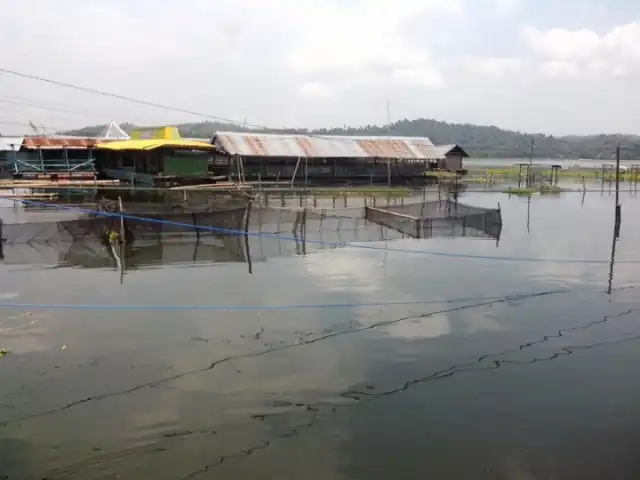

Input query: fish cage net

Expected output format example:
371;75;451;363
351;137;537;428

0;203;371;245
0;206;249;244
0;199;501;247
364;200;502;239
250;206;367;235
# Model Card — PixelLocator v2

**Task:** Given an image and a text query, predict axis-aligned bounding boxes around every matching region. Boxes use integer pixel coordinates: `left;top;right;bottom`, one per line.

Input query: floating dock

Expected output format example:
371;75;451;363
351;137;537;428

0;179;120;189
0;192;58;200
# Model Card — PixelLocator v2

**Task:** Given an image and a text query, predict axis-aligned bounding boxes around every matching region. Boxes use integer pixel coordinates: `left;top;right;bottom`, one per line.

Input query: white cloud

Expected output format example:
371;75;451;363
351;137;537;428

523;22;640;77
463;57;526;78
522;26;602;61
2;0;640;135
287;0;460;89
391;68;444;88
538;61;582;78
299;82;334;100
489;0;521;16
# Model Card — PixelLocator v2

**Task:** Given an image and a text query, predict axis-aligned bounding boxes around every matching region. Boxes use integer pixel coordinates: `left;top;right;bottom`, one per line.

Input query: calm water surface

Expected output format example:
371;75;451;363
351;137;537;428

1;191;640;479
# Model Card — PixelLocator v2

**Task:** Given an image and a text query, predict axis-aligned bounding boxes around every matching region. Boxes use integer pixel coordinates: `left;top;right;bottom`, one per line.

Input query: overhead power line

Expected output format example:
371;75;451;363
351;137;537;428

0;120;54;128
0;67;267;130
0;95;85;116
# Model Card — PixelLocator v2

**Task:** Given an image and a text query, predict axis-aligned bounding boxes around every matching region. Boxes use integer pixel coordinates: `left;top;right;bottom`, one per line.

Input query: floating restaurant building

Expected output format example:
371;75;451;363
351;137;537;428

211;131;469;184
0;122;129;180
95;126;218;185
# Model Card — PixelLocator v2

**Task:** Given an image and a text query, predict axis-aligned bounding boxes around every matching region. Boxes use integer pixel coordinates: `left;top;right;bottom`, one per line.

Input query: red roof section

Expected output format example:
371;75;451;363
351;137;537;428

22;137;107;149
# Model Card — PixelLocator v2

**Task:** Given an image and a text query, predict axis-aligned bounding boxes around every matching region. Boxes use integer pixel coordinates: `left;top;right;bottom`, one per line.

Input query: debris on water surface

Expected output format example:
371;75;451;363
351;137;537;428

0;348;8;357
61;345;67;350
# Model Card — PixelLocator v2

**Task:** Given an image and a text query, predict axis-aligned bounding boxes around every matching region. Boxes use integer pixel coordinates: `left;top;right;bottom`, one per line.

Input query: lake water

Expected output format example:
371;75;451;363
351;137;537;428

2;190;640;479
465;158;629;170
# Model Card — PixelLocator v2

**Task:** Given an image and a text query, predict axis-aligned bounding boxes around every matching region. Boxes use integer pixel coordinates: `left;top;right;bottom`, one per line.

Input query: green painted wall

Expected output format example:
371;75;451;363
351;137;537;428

163;153;208;177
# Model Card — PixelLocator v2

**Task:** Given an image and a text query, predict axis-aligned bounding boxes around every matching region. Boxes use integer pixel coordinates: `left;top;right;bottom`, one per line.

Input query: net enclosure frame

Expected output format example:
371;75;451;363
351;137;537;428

364;199;502;240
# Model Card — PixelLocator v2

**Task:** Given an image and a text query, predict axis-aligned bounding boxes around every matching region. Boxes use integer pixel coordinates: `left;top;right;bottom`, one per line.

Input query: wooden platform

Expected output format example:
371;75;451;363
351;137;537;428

0;192;59;200
0;179;120;189
169;182;252;191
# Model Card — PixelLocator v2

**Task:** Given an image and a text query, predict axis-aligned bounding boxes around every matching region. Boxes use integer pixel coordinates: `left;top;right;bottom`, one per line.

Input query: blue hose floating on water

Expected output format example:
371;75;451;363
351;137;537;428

0;285;633;311
0;293;552;311
1;196;637;265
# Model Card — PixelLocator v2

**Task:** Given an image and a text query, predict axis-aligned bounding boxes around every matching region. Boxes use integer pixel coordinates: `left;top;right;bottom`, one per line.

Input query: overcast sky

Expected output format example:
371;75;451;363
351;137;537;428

1;0;639;136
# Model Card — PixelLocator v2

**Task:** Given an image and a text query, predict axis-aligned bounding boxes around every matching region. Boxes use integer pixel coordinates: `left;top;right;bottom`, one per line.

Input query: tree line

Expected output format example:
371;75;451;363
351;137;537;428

65;118;640;160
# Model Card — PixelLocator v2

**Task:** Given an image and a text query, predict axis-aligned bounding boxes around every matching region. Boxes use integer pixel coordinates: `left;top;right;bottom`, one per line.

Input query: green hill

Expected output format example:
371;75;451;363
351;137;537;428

65;118;640;160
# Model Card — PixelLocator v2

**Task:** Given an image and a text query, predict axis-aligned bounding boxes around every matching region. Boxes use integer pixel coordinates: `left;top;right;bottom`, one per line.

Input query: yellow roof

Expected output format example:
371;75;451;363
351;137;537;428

95;139;216;151
130;126;181;140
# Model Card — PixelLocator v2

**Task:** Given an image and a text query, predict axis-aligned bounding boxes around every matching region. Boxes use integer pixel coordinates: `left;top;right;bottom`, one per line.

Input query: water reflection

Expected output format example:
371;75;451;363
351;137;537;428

608;221;619;294
2;192;640;479
0;198;502;277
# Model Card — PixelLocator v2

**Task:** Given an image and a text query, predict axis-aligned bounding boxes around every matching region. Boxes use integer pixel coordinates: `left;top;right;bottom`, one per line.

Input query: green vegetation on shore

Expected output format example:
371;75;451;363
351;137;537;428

469;167;640;183
64;118;640;160
503;185;566;196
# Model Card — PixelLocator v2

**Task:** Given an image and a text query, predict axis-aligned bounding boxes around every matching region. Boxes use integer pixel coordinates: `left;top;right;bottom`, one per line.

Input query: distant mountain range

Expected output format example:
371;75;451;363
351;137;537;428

64;118;640;160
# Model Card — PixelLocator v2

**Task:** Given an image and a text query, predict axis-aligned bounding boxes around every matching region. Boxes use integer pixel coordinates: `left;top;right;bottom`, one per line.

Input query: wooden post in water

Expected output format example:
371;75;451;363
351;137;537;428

117;196;126;284
387;158;391;188
244;201;253;274
301;207;307;255
614;143;622;238
527;138;534;188
292;210;300;235
118;196;125;244
192;212;200;240
0;218;4;260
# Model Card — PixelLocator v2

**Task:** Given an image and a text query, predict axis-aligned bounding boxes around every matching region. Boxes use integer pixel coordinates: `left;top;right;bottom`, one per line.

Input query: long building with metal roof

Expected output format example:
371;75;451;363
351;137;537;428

211;131;468;184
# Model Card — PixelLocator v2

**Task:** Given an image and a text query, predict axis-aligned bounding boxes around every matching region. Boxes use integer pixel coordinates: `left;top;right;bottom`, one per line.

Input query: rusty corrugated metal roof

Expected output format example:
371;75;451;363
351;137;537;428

213;132;439;159
22;136;104;149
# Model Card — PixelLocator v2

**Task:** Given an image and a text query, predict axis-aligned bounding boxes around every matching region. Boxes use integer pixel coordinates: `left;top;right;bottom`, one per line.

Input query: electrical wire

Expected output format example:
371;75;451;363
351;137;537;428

0;67;269;131
0;96;85;116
